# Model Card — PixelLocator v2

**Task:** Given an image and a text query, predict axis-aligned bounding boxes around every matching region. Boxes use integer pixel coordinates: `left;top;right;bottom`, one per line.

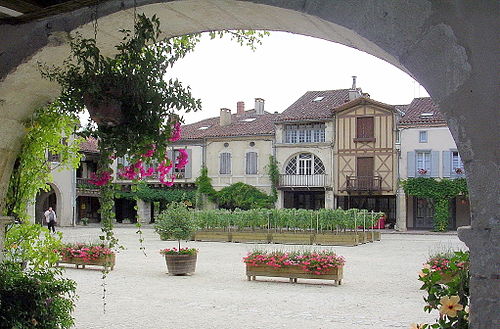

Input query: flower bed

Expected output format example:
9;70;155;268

55;243;115;270
243;250;345;285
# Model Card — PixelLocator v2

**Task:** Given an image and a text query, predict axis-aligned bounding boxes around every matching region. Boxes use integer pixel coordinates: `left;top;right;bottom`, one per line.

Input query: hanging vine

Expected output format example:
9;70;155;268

401;177;468;231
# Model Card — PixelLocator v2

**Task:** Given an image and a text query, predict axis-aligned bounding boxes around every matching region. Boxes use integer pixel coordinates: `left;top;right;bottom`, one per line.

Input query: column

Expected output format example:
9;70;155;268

395;187;407;231
0;216;14;262
136;199;151;224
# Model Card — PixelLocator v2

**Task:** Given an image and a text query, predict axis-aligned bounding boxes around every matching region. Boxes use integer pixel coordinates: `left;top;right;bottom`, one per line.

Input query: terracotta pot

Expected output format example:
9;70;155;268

83;91;124;127
164;253;197;275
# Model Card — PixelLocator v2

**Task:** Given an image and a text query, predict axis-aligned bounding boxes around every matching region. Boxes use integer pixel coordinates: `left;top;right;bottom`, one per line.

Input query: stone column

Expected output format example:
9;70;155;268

395;187;407;231
0;216;14;262
136;199;151;224
325;189;335;209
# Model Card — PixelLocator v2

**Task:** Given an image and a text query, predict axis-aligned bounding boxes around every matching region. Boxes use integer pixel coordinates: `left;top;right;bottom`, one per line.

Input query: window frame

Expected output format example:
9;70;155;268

219;152;232;175
415;150;431;176
419;130;428;143
354;116;375;142
245;151;258;175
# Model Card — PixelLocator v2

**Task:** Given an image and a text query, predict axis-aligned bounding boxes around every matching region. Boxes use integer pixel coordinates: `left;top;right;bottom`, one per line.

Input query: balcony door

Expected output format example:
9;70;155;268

357;157;374;189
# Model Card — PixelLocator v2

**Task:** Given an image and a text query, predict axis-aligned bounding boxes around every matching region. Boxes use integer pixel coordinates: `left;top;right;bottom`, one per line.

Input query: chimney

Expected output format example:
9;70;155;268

220;108;231;126
237;101;245;115
255;98;265;115
348;75;361;101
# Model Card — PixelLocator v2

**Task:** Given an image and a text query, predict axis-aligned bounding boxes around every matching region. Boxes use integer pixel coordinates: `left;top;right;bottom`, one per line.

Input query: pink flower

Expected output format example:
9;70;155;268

175;149;189;170
169;122;182;142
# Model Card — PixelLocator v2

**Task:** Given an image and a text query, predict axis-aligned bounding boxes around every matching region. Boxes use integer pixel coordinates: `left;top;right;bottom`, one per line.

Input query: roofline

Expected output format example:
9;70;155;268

275;117;333;124
398;122;448;128
180;133;275;140
332;97;396;113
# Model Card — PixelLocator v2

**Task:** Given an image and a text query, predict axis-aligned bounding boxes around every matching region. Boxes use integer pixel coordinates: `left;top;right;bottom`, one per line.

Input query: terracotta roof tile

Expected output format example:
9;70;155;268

79;136;99;153
277;89;355;122
398;97;447;126
180;110;278;140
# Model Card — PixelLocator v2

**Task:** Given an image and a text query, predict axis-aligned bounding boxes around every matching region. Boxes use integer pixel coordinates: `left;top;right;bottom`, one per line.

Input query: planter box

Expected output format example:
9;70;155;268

314;233;359;246
232;232;271;243
246;264;343;285
193;231;231;242
165;253;197;275
360;231;382;242
272;233;313;245
57;254;115;270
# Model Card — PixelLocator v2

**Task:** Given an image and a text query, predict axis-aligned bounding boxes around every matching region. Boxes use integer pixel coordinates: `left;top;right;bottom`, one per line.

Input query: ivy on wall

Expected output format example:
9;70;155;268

267;155;279;203
401;177;468;231
115;184;196;204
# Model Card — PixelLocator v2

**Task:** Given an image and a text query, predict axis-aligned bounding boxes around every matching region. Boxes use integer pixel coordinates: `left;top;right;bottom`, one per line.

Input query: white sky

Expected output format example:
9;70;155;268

167;31;428;124
80;31;428;126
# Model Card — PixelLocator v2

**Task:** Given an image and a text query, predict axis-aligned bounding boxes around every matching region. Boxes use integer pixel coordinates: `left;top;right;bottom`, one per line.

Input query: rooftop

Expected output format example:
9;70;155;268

398;97;447;126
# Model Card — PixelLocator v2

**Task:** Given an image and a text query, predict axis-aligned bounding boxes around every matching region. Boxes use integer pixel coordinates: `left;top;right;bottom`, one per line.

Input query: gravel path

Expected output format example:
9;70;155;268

58;227;466;329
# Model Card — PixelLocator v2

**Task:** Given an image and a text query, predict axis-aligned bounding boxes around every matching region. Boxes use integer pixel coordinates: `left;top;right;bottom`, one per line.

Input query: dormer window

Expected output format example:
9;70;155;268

420;113;434;118
241;118;256;122
198;126;210;130
313;96;324;102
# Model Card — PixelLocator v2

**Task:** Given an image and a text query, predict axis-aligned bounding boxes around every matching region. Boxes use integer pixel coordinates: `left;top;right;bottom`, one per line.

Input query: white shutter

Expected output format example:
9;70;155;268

220;153;231;174
407;152;416;177
442;151;451;178
246;152;258;174
431;151;439;177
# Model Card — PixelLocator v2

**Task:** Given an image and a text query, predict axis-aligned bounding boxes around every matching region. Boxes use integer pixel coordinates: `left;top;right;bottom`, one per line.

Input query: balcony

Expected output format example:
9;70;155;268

278;174;329;188
346;176;382;192
76;178;100;196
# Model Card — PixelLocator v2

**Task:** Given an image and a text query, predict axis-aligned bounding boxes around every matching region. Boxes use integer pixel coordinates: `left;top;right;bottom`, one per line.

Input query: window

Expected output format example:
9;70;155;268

452;151;464;174
285;153;325;175
396;129;401;144
219;152;231;174
173;149;186;178
419;131;428;143
284;123;325;143
416;151;431;175
356;117;374;140
47;150;60;162
245;152;258;175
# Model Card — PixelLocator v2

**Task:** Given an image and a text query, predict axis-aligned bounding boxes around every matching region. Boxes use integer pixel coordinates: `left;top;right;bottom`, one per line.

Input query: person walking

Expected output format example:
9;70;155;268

44;207;57;233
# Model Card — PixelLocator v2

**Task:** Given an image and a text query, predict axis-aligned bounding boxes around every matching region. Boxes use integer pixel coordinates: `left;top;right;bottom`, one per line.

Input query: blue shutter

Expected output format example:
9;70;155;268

431;151;439;177
442;151;451;178
184;149;192;178
407;152;416;177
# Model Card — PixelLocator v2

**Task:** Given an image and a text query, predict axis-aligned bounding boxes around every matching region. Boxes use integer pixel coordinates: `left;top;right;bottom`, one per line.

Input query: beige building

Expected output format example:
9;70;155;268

397;97;470;230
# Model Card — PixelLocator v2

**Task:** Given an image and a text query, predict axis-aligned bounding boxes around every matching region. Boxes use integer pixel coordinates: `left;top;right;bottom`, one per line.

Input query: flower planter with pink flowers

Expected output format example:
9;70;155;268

55;243;116;270
244;250;345;285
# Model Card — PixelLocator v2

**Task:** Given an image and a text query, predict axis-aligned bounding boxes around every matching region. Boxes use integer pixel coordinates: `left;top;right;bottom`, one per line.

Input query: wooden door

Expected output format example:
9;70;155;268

357;157;374;189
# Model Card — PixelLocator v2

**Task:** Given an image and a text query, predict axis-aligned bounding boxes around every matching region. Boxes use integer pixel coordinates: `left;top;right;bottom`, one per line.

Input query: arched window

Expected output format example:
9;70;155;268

285;153;325;175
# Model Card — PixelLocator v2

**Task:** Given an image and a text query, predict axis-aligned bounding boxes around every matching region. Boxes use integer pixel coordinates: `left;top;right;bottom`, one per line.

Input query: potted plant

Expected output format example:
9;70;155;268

155;202;198;275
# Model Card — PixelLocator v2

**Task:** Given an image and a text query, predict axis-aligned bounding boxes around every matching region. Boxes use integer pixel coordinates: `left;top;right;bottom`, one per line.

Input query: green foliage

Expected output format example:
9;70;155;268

0;262;77;329
416;251;470;329
4;103;82;219
115;184;196;204
267;155;279;203
216;182;273;210
401;178;468;231
154;202;198;247
193;208;382;231
4;223;63;270
195;166;217;203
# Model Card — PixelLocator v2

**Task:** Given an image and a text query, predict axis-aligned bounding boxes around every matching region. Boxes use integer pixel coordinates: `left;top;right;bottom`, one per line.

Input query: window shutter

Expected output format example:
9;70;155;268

442;151;451;178
246;152;258;174
407;151;416;177
431;151;439;177
184;149;192;178
167;150;173;166
357;117;374;138
220;153;231;174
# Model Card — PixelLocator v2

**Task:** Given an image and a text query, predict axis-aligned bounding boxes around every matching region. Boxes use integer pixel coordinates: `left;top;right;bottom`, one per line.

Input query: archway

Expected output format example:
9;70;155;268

35;183;60;226
0;1;497;326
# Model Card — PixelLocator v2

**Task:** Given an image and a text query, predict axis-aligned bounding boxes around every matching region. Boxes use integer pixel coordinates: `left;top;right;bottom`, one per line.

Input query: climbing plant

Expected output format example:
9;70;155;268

401;177;468;231
4;102;82;220
267;155;279;203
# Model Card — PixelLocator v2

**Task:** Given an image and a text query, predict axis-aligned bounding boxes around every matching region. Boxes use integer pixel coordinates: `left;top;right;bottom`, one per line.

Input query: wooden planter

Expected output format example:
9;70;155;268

314;233;359;246
272;232;313;245
164;253;197;275
57;254;115;270
193;231;231;242
232;232;271;243
246;264;343;285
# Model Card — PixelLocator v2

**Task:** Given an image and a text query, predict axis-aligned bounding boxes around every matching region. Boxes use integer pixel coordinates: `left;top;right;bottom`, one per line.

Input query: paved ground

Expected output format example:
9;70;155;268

58;227;467;329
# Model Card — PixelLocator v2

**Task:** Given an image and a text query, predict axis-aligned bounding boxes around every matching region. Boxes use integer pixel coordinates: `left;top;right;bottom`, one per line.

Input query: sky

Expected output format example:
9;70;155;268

166;31;428;125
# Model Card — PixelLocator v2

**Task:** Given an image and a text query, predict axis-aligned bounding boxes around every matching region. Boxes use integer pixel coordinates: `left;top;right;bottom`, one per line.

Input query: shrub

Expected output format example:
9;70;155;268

4;223;63;270
154;202;197;249
0;262;77;329
216;182;273;210
412;250;469;329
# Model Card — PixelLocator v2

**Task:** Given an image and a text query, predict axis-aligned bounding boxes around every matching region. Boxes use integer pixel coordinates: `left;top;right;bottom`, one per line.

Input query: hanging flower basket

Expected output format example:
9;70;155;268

83;90;124;127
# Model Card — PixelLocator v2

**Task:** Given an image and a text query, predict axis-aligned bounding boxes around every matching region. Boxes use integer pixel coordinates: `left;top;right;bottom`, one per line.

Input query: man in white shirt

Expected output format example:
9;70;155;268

44;207;57;233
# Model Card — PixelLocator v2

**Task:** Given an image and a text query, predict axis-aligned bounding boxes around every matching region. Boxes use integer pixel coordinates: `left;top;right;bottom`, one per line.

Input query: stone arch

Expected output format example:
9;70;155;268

0;1;497;325
34;183;62;226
